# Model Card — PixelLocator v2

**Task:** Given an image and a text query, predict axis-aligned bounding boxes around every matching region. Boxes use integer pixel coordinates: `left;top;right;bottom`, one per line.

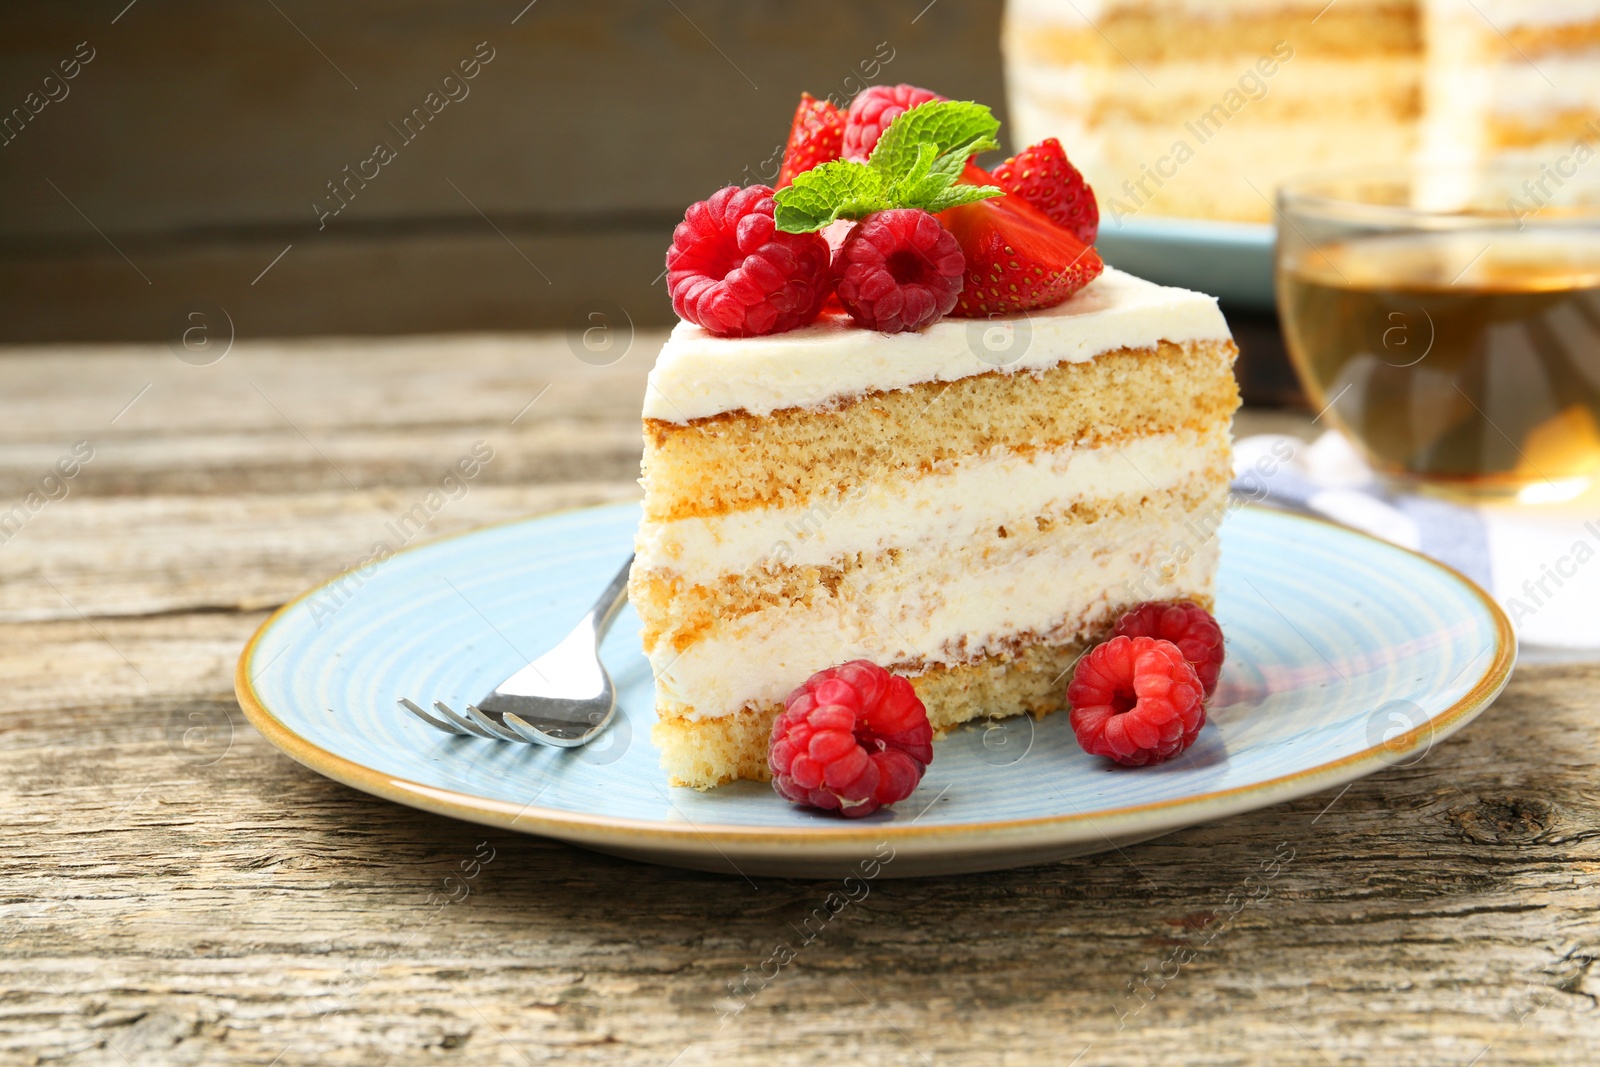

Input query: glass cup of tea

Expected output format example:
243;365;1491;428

1275;163;1600;502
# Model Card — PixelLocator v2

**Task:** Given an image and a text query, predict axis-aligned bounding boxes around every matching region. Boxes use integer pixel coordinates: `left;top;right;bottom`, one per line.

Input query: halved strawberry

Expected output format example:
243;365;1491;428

777;93;846;189
938;162;1104;317
991;137;1098;245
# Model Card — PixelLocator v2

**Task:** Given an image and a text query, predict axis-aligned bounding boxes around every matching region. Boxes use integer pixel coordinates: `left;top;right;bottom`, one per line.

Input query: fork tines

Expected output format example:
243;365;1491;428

398;698;546;744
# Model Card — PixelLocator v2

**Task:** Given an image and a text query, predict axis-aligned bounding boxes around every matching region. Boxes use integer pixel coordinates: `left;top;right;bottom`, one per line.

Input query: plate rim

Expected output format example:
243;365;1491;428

235;504;1516;850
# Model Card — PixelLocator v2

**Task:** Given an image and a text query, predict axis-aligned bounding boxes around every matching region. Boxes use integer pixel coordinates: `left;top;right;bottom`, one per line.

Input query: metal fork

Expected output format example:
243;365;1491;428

399;555;633;748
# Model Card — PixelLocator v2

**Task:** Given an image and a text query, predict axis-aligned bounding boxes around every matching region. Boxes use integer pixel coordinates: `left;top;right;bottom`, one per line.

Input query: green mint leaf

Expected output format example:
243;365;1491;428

885;142;1004;214
898;141;940;190
868;100;1000;182
773;161;893;232
894;165;963;210
925;135;994;185
917;182;1005;214
770;100;1007;232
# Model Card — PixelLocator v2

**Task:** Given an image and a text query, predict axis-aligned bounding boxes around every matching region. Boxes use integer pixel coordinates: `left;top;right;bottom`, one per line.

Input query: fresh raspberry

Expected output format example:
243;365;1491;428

666;185;833;337
770;660;934;817
1114;600;1226;698
777;93;846;188
991;137;1099;245
940;162;1104;317
833;209;965;333
1067;636;1206;766
842;84;946;162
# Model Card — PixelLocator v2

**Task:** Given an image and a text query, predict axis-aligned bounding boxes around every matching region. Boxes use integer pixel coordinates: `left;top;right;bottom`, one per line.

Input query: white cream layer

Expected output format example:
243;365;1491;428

1009;98;1415;221
1432;53;1600;116
636;426;1228;585
650;494;1226;718
1005;0;1403;29
642;268;1229;423
1007;0;1600;30
1427;0;1600;29
1007;58;1419;115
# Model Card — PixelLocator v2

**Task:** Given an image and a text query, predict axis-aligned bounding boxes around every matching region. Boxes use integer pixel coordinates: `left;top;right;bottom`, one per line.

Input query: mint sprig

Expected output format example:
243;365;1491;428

868;101;1000;182
773;100;1004;233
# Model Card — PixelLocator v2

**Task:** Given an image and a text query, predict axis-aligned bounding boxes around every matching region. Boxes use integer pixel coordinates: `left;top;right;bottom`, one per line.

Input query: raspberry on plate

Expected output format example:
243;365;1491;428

1114;600;1226;697
991;137;1099;246
842;83;945;162
666;185;834;337
1067;636;1206;766
769;660;934;817
833;209;965;333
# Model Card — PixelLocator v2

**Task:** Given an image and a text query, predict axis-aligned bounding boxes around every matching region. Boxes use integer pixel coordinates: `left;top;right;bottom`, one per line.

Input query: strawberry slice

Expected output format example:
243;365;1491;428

777;93;846;189
991;137;1099;245
939;162;1104;317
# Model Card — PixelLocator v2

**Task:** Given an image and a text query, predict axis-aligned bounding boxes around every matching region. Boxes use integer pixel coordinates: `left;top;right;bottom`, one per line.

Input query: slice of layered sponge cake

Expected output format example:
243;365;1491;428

631;267;1240;789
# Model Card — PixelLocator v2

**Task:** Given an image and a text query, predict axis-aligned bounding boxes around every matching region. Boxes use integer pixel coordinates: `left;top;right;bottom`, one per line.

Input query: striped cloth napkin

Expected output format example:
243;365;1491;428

1234;430;1600;659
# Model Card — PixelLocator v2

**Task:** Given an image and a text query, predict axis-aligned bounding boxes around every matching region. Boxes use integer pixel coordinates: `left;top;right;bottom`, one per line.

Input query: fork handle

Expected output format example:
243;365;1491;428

585;554;634;640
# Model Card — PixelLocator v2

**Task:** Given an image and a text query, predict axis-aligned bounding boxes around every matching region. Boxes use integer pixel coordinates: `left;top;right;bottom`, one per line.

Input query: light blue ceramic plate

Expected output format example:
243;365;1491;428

237;504;1513;878
1096;217;1276;310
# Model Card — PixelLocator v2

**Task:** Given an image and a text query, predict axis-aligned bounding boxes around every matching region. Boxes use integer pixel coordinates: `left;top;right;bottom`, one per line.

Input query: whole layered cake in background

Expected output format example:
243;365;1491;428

1003;0;1423;223
1423;0;1600;169
629;88;1240;795
1004;0;1600;224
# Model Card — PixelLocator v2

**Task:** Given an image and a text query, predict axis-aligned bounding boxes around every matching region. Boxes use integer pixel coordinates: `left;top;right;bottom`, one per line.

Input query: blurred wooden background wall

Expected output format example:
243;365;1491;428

0;0;1009;343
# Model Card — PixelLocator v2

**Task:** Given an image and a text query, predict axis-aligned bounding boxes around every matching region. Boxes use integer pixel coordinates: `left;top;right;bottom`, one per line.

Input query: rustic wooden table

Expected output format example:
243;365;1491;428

2;335;1595;1066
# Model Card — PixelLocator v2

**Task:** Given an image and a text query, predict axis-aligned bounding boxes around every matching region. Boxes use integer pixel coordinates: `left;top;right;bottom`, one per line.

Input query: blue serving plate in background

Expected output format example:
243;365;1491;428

1098;216;1277;310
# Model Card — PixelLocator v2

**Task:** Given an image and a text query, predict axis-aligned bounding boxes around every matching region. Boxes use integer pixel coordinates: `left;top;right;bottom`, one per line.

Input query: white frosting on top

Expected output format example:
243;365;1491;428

642;267;1230;423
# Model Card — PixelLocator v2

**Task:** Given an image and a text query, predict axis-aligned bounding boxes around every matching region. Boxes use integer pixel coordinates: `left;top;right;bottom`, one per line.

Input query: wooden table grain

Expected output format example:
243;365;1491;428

1;335;1595;1067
